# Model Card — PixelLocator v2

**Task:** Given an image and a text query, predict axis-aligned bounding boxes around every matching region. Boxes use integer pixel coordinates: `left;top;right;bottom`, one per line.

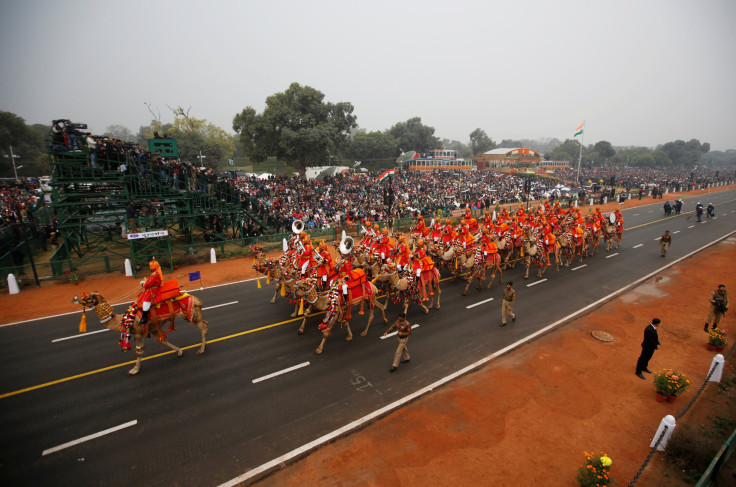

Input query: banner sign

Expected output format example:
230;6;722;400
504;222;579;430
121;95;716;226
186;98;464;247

189;271;201;281
126;230;169;240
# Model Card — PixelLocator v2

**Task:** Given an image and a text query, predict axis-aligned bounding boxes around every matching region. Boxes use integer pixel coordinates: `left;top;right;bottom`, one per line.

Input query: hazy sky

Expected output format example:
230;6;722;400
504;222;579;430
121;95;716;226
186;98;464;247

1;0;735;150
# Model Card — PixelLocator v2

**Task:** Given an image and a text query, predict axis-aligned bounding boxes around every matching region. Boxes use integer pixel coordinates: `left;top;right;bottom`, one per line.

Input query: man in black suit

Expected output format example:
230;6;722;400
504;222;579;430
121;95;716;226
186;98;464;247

636;318;661;379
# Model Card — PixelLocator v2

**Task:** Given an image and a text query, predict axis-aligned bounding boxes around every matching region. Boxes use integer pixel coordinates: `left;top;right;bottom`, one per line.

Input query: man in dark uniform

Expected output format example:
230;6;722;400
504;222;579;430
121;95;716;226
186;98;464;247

636;318;661;380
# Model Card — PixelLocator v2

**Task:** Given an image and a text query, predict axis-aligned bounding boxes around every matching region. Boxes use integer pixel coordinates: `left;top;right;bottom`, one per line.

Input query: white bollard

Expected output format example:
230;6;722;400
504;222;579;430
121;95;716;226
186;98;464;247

210;248;217;264
628;193;632;200
708;354;725;383
574;199;578;208
124;258;133;277
7;274;20;294
665;188;669;194
651;415;676;451
603;197;608;204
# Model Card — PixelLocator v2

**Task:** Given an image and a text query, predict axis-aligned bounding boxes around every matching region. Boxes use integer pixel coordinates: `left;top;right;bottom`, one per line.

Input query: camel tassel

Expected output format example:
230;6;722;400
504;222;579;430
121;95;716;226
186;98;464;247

280;282;286;297
359;299;365;315
256;275;262;289
266;271;270;284
372;276;379;284
79;310;87;333
298;298;304;316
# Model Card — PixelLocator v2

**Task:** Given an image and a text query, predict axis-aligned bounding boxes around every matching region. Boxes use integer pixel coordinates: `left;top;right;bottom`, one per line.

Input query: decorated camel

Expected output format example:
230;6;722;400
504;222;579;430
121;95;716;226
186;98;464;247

462;246;503;294
372;261;441;314
313;272;388;354
72;287;208;375
251;244;299;305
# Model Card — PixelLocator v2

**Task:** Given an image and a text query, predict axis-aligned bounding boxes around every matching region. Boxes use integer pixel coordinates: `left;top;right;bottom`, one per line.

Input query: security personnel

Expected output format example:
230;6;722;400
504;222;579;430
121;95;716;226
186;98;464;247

384;312;412;372
659;230;672;257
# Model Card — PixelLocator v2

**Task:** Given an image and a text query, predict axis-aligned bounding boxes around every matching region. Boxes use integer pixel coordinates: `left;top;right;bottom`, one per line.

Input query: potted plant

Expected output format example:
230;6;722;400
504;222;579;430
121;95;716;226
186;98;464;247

576;451;614;487
653;369;691;402
66;271;81;284
707;328;727;352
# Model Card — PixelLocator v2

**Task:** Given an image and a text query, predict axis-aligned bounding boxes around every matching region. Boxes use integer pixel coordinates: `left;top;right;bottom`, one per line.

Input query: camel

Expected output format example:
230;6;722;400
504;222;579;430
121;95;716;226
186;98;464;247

602;220;623;251
462;248;503;295
521;236;548;279
374;262;441;314
251;245;299;304
314;278;387;354
72;291;208;375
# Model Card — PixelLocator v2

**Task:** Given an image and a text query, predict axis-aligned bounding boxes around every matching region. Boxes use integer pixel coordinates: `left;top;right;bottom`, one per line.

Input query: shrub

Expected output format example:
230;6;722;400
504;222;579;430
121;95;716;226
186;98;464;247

576;451;614;487
653;369;691;396
664;424;718;475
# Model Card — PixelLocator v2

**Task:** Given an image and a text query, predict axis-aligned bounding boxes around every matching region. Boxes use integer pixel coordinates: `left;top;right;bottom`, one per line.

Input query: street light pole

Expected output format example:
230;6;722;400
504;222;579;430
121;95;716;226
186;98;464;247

6;145;21;181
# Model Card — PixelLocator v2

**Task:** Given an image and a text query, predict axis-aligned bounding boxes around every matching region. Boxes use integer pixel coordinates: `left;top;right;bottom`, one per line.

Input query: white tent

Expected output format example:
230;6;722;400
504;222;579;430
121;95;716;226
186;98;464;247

257;173;273;180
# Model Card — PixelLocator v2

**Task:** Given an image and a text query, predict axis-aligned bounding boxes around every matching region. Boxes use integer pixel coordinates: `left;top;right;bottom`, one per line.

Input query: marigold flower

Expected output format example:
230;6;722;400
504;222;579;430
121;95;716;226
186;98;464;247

600;456;612;467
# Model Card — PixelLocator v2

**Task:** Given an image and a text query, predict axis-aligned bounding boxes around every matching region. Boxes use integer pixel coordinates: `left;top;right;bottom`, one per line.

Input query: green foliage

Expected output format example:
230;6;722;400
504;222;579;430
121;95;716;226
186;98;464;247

469;128;496;156
103;124;135;141
0;111;48;177
346;130;397;166
593;140;616;160
233;83;357;178
658;139;710;166
576;451;614;486
548;138;581;163
711;415;734;435
386;117;441;155
653;369;691;396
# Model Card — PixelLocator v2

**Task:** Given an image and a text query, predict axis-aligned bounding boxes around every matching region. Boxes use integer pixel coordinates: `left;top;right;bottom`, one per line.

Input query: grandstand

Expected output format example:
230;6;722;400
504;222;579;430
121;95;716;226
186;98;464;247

46;121;272;277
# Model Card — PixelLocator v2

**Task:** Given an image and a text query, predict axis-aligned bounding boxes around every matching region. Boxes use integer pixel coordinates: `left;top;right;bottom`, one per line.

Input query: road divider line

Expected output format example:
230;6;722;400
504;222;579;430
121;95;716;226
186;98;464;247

572;264;587;270
653;237;660;241
606;253;619;258
52;328;110;343
673;230;680;234
632;244;643;249
219;230;736;487
202;301;238;311
42;420;137;456
527;279;547;287
381;324;420;340
252;362;310;384
689;225;695;228
633;213;640;216
467;298;494;309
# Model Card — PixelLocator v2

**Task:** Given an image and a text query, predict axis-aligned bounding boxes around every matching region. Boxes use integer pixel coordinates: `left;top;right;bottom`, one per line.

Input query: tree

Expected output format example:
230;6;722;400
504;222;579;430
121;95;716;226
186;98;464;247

232;83;357;178
469;128;496;156
0;111;47;177
659;139;710;166
346;130;397;167
386;117;441;155
138;108;234;167
103;124;135;142
443;138;472;158
498;139;524;148
593;140;615;161
549;139;582;163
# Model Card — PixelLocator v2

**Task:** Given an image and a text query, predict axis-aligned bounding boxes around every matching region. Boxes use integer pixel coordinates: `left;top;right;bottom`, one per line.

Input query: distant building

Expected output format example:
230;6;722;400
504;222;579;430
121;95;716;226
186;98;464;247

406;149;475;172
478;148;569;170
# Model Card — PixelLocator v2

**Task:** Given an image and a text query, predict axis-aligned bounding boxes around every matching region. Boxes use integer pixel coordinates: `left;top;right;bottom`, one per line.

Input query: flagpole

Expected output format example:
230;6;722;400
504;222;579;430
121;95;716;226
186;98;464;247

576;120;585;186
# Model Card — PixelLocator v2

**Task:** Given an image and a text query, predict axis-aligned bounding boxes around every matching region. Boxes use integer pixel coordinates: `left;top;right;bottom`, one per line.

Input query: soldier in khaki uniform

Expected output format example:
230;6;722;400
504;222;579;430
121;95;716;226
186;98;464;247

704;284;729;332
384;313;412;372
499;282;516;327
659;230;672;257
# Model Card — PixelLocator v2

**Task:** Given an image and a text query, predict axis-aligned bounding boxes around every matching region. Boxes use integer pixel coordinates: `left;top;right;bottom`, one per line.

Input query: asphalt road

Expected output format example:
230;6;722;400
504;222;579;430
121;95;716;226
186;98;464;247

1;189;735;487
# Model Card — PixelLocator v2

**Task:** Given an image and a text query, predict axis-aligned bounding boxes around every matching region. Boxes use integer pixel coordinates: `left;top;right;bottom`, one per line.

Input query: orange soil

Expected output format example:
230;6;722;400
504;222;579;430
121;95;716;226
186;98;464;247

1;186;734;486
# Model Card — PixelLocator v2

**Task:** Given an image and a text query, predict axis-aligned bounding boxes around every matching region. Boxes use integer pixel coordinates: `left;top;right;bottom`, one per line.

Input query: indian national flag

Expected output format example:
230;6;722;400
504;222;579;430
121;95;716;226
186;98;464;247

378;168;395;182
574;122;584;137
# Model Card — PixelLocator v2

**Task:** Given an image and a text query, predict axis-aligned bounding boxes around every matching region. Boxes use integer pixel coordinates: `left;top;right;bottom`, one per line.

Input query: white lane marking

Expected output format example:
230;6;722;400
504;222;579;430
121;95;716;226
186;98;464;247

252;362;310;384
633;213;640;216
50;301;238;342
688;225;695;228
526;279;547;287
633;244;643;249
219;229;736;487
673;230;681;234
466;298;493;309
572;264;587;270
42;420;137;456
606;253;619;258
202;301;238;311
52;328;109;343
653;237;660;241
380;324;420;340
647;210;653;212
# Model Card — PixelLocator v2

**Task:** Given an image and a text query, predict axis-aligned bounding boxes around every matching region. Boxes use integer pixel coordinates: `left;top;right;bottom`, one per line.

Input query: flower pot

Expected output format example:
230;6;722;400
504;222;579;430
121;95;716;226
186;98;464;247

706;343;715;351
667;394;677;403
715;345;724;352
655;392;668;402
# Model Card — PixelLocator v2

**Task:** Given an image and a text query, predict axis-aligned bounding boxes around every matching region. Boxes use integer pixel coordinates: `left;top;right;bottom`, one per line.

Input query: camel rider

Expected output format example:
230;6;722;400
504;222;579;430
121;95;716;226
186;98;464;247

395;235;410;271
414;216;427;236
297;233;316;276
315;241;333;288
479;226;498;259
467;217;479;235
614;209;623;230
376;227;394;261
542;227;557;265
457;226;475;254
137;258;163;324
414;240;434;301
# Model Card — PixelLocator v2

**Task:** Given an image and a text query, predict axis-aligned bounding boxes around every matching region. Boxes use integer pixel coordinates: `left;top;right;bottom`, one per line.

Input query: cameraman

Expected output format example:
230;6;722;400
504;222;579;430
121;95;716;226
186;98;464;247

704;284;729;332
